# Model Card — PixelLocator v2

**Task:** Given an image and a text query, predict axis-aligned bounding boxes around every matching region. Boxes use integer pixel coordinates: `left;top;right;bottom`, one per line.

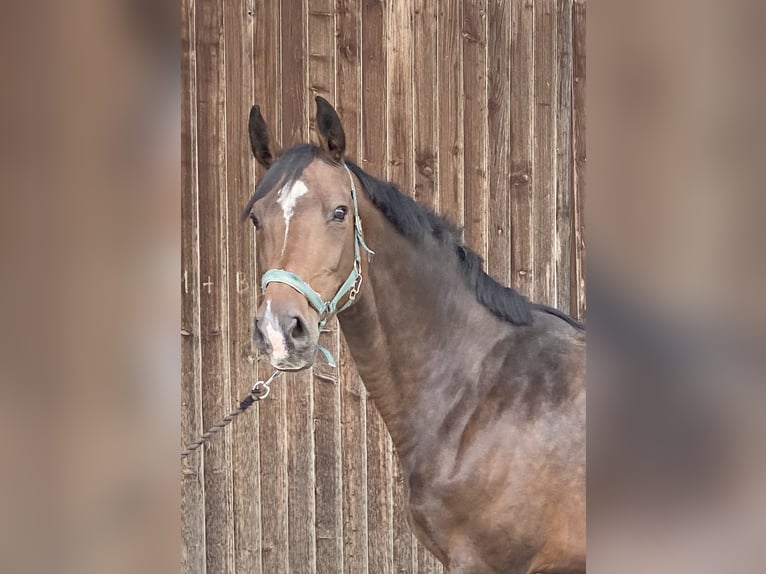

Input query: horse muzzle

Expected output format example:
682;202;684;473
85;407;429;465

253;298;319;371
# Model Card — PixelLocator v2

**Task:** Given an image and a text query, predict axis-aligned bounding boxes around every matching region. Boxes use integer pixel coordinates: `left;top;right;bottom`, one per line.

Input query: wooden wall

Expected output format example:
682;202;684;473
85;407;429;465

181;1;586;572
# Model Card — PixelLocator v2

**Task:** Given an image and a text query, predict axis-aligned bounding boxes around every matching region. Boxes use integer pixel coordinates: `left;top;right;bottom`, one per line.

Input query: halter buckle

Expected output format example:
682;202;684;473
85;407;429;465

348;260;363;302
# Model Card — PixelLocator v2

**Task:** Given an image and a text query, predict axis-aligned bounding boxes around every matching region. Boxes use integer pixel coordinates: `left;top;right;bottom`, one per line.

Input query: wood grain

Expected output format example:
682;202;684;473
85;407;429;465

181;0;206;571
487;0;512;285
572;0;587;320
413;0;439;213
532;0;557;306
510;0;535;297
196;0;235;571
555;0;574;314
462;0;489;261
224;0;262;572
437;0;464;228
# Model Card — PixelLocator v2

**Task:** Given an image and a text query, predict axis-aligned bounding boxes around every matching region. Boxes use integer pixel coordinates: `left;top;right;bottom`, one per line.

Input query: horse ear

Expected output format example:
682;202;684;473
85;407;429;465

248;105;280;168
315;96;345;162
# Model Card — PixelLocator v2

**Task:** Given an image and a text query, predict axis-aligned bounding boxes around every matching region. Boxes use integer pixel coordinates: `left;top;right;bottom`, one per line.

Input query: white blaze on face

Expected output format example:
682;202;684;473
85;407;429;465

276;179;309;258
263;300;288;361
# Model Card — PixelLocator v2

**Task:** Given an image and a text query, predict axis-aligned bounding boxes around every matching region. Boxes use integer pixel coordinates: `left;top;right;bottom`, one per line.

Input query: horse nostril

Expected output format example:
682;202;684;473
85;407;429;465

287;315;307;342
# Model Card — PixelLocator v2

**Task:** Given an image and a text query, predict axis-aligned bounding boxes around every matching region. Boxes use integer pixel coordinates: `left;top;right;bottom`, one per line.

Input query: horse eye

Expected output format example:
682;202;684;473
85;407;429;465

249;213;260;229
333;206;348;221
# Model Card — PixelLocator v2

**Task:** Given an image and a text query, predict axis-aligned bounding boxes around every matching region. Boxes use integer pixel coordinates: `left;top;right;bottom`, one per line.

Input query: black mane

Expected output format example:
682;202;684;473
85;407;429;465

244;144;584;330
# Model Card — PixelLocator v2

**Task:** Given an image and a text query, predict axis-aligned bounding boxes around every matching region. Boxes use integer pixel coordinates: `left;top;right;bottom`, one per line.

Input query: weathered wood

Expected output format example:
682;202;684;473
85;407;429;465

336;0;362;158
361;1;393;572
572;0;586;320
252;2;289;573
463;0;488;260
181;0;206;571
532;0;557;306
196;0;235;571
340;339;369;574
281;0;309;144
387;0;414;193
510;0;534;297
308;2;345;573
224;1;260;572
413;0;439;212
336;3;370;573
437;0;464;228
555;0;574;314
487;0;512;285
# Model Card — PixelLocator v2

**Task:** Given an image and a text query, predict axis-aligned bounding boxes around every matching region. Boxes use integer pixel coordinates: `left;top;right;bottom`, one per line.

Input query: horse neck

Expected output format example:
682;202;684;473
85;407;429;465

337;199;503;462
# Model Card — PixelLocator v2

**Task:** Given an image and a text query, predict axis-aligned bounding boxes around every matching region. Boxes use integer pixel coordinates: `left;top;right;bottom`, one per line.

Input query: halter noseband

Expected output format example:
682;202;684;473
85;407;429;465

260;163;374;368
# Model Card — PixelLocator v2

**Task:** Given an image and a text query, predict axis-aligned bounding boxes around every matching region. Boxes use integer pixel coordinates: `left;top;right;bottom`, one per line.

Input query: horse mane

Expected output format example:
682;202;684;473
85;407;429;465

243;144;584;330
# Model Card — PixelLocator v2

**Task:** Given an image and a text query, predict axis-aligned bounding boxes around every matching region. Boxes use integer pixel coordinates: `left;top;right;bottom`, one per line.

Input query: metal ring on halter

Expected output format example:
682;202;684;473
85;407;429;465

348;260;363;302
251;370;282;400
251;380;271;400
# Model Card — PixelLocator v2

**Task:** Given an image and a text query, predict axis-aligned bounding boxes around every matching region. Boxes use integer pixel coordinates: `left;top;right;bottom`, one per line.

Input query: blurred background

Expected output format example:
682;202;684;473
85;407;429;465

588;1;766;572
0;0;763;573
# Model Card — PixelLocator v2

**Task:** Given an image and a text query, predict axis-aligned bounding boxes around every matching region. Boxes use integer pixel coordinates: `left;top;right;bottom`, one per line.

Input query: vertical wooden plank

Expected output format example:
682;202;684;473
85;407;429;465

486;0;512;285
385;2;415;573
413;0;439;212
361;1;393;572
437;0;464;228
181;0;207;571
225;1;260;573
555;0;573;314
532;0;557;306
386;0;414;192
196;0;235;571
509;0;534;297
340;346;369;574
336;0;362;159
253;1;289;572
282;0;309;145
308;2;345;573
462;0;488;259
413;7;442;570
572;0;586;320
336;2;369;573
281;2;317;573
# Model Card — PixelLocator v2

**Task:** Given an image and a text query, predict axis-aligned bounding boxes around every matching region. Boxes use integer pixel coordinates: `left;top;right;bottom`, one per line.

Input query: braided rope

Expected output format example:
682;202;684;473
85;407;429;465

181;370;282;459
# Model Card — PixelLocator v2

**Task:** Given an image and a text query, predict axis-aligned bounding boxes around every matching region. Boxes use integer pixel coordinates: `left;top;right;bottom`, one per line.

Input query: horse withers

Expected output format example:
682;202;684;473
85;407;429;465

244;97;586;574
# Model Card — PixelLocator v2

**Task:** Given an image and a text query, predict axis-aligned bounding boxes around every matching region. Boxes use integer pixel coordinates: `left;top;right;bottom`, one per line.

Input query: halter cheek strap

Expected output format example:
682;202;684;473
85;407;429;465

260;163;374;368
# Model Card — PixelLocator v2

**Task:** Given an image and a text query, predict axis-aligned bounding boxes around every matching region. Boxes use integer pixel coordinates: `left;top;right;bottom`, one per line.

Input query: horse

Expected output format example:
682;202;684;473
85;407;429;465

243;96;586;574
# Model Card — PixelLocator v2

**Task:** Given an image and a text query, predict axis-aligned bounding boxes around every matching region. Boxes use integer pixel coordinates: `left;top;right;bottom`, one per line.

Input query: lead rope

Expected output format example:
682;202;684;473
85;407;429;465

180;370;282;459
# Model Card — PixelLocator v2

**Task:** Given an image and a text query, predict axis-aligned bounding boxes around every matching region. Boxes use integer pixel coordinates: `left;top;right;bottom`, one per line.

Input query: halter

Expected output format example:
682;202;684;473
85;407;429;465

260;163;374;368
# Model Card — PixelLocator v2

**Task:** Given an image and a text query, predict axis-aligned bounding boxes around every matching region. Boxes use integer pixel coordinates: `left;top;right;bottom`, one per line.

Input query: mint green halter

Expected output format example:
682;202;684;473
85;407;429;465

260;163;374;368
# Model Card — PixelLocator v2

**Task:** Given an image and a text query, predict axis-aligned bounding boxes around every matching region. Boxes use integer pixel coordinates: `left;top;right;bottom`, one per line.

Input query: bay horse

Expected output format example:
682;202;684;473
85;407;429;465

244;97;586;574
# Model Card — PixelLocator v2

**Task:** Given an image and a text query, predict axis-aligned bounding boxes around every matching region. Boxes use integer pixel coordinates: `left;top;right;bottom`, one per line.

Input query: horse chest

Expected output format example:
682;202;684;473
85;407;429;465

406;460;508;564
